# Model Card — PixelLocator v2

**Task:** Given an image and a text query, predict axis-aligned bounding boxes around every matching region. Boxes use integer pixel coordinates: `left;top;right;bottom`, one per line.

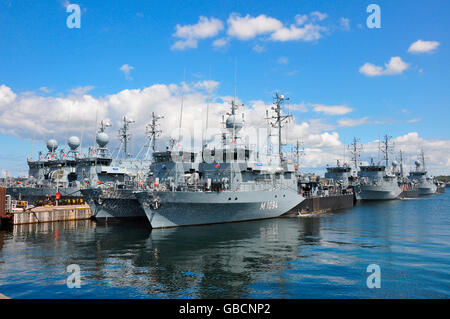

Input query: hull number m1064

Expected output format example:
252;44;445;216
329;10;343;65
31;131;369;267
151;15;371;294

260;201;278;210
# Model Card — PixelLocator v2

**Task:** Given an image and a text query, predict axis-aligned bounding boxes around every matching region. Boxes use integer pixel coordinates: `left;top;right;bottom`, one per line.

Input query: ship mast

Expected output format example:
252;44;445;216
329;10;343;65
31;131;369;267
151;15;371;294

294;139;305;174
380;134;392;167
420;148;426;172
348;137;363;172
145;112;164;159
118;116;135;159
399;150;404;177
269;92;292;163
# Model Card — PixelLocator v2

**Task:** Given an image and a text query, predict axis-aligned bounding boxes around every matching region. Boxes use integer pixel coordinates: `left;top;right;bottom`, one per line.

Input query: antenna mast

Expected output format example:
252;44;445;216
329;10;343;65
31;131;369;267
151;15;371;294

348;137;363;172
118;116;135;159
145;112;164;159
178;69;186;144
399;150;404;177
295;139;305;174
420;148;426;171
203;66;212;151
380;134;392;167
269;92;292;163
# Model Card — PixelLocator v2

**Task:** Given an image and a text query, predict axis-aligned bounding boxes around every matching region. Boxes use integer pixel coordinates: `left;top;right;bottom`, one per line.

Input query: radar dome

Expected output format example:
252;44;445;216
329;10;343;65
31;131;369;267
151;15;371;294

225;115;243;132
415;160;421;167
47;139;58;152
96;132;109;147
67;136;80;150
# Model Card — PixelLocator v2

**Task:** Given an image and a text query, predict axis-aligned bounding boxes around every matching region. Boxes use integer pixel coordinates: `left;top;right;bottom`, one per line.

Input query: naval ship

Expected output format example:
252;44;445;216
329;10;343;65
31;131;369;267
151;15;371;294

408;149;437;195
134;93;304;228
355;135;402;201
394;150;419;198
7;118;146;205
323;137;362;192
81;113;164;220
324;161;353;189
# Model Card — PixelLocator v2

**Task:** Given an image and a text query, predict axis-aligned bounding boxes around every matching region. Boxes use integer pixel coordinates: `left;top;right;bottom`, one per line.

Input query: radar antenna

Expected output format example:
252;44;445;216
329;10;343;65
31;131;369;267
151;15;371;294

380;134;393;167
117;116;135;159
348;137;363;172
294;139;305;174
268;92;292;163
145;112;164;159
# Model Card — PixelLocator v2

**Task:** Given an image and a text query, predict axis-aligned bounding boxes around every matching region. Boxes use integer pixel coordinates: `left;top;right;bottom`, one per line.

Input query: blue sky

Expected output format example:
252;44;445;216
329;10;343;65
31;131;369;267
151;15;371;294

0;0;449;176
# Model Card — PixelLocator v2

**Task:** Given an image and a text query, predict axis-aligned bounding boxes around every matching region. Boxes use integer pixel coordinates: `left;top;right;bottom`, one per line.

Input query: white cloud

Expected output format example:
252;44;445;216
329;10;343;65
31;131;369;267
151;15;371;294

212;37;229;48
312;104;353;115
227;14;283;40
408;39;440;54
338;117;369;127
359;56;409;77
193;80;220;91
301;132;450;175
252;44;265;53
339;17;350;30
0;84;344;157
295;14;309;26
70;86;95;95
0;85;17;107
310;11;328;21
277;56;289;64
306;132;341;148
270;23;326;42
407;118;421;123
2;84;450;175
172;16;224;50
171;12;332;49
39;87;52;94
119;64;134;80
61;0;71;9
289;102;308;113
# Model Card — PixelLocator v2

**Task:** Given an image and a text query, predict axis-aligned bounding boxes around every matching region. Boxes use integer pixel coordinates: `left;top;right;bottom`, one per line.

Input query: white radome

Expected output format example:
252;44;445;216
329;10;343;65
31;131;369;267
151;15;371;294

47;139;58;152
68;136;80;150
96;132;109;147
225;115;243;132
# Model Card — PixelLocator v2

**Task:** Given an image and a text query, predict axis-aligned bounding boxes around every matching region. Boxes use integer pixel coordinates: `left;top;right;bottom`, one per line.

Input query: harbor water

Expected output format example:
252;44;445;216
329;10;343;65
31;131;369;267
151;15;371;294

0;190;449;298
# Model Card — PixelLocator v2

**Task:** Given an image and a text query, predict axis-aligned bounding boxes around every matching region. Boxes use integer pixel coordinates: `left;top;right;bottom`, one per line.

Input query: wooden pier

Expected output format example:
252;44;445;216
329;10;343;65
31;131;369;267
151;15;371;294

12;205;92;225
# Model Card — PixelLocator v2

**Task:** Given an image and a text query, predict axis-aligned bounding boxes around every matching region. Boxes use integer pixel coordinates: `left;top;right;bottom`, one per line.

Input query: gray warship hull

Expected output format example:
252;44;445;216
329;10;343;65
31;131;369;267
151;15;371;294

81;188;146;220
399;188;419;198
418;185;437;196
355;185;402;201
135;189;303;228
6;186;81;203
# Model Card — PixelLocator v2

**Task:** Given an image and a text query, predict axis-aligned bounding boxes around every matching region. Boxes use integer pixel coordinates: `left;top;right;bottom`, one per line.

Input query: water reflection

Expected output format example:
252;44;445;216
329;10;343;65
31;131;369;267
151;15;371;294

1;218;317;298
1;193;449;299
